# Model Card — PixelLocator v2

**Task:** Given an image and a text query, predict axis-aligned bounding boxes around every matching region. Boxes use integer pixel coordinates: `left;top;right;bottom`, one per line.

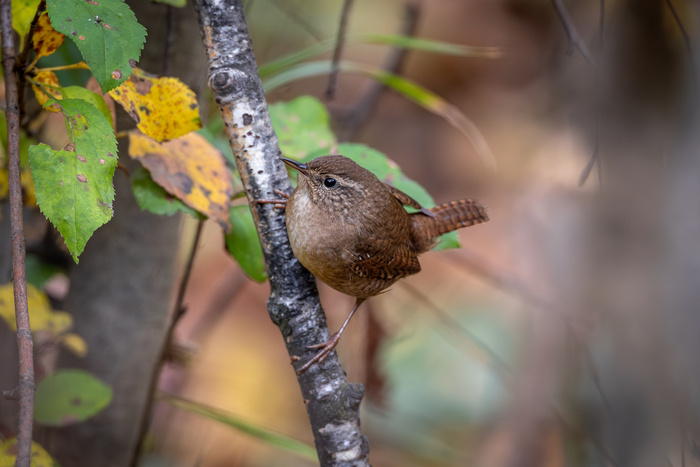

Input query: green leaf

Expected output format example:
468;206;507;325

12;0;41;46
34;369;113;426
322;143;460;250
160;393;317;461
47;0;146;92
62;85;114;128
29;98;118;262
131;167;200;218
263;61;496;170
259;34;499;79
359;34;501;58
25;254;63;288
153;0;186;7
225;206;267;282
269;96;336;160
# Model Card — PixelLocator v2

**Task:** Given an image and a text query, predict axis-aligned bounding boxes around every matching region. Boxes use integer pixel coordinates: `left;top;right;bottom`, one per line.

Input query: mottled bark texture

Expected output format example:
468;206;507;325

1;0;35;464
192;1;370;465
41;3;206;466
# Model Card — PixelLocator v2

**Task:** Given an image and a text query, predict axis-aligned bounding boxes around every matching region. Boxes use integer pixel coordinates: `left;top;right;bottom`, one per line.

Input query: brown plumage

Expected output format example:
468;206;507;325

282;155;488;372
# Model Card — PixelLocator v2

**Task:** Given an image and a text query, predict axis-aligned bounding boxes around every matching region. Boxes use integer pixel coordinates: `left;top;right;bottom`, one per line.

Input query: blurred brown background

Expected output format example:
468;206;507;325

41;0;698;466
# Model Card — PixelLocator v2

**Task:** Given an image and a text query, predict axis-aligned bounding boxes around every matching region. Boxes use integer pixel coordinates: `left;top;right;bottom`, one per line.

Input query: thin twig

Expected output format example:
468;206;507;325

1;1;35;465
340;0;420;141
17;0;46;69
131;219;205;466
444;248;549;309
551;0;595;65
665;0;698;87
161;5;176;77
325;0;355;100
171;220;205;324
264;0;324;42
398;281;512;379
579;117;602;186
599;0;605;48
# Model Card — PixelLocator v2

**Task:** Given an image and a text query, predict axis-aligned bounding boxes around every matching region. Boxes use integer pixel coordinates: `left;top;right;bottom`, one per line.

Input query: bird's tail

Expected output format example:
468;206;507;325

411;199;488;253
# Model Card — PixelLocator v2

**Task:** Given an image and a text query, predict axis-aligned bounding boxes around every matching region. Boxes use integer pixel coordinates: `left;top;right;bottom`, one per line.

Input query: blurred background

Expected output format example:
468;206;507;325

145;0;700;465
4;0;699;465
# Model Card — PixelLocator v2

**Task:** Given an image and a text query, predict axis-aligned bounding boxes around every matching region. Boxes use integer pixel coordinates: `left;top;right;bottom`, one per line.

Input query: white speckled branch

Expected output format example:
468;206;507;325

192;0;370;464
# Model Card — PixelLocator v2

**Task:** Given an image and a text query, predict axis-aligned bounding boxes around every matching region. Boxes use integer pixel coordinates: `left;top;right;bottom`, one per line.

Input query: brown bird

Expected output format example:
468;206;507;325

281;155;488;372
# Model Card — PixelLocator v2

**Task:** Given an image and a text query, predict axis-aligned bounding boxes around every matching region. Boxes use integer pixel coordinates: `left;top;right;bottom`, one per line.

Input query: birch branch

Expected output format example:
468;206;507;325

192;1;370;465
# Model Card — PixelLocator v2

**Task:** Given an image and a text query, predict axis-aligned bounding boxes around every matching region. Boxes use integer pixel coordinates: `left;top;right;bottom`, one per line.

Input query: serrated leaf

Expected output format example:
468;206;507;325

34;369;112;426
47;0;146;92
161;393;317;461
11;0;41;46
29;98;118;262
62;85;114;128
314;143;460;250
131;167;200;217
109;69;201;142
225;206;267;282
33;12;65;59
269;96;335;160
0;438;58;467
128;131;232;230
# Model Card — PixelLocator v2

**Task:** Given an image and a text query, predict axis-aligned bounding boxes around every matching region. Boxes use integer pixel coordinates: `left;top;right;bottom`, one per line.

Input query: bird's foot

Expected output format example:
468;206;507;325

295;332;341;373
256;189;289;210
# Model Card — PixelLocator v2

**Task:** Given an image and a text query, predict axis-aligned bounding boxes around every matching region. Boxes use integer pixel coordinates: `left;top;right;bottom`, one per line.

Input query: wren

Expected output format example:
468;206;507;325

279;155;489;372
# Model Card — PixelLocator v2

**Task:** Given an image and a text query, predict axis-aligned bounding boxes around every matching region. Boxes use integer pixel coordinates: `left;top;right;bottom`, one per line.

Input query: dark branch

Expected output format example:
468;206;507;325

339;0;421;141
325;0;355;100
192;1;370;465
551;0;595;65
1;0;36;465
665;0;697;86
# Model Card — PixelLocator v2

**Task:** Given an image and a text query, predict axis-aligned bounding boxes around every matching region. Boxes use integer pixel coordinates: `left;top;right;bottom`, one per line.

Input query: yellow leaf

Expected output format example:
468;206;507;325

109;69;201;142
0;169;8;200
31;71;61;111
21;168;37;206
0;283;72;334
0;438;58;467
33;13;65;59
128;131;233;230
59;332;88;357
11;0;41;46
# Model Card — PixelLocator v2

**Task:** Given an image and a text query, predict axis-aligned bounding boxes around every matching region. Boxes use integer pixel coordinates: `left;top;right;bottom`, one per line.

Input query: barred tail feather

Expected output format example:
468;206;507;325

411;199;488;253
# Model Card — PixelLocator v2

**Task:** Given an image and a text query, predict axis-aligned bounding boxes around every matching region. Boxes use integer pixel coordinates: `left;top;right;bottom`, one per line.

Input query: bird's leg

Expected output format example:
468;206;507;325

256;189;289;210
295;298;366;373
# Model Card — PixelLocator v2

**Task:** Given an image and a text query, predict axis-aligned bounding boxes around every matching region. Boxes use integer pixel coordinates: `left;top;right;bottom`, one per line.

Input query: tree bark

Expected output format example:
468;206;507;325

192;1;370;465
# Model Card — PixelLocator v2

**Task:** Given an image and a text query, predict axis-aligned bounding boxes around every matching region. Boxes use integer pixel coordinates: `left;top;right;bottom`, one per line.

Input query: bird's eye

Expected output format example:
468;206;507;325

323;177;337;188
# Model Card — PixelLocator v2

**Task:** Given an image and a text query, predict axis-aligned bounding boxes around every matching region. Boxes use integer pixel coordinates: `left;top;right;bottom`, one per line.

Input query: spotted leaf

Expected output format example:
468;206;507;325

46;0;146;92
29;98;118;262
109;69;201;142
128;131;232;230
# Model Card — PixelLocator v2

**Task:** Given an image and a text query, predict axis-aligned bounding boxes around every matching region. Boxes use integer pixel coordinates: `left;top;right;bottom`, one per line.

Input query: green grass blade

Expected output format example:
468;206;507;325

259;38;335;79
357;33;501;58
263;61;496;169
258;34;500;79
159;392;318;461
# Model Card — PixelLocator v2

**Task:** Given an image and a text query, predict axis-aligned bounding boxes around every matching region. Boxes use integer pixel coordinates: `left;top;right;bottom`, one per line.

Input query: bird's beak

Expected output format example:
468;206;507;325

281;157;309;177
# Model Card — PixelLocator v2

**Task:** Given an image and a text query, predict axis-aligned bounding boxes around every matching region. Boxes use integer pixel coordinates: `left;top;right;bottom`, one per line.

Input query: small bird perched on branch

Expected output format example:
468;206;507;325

278;155;488;372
